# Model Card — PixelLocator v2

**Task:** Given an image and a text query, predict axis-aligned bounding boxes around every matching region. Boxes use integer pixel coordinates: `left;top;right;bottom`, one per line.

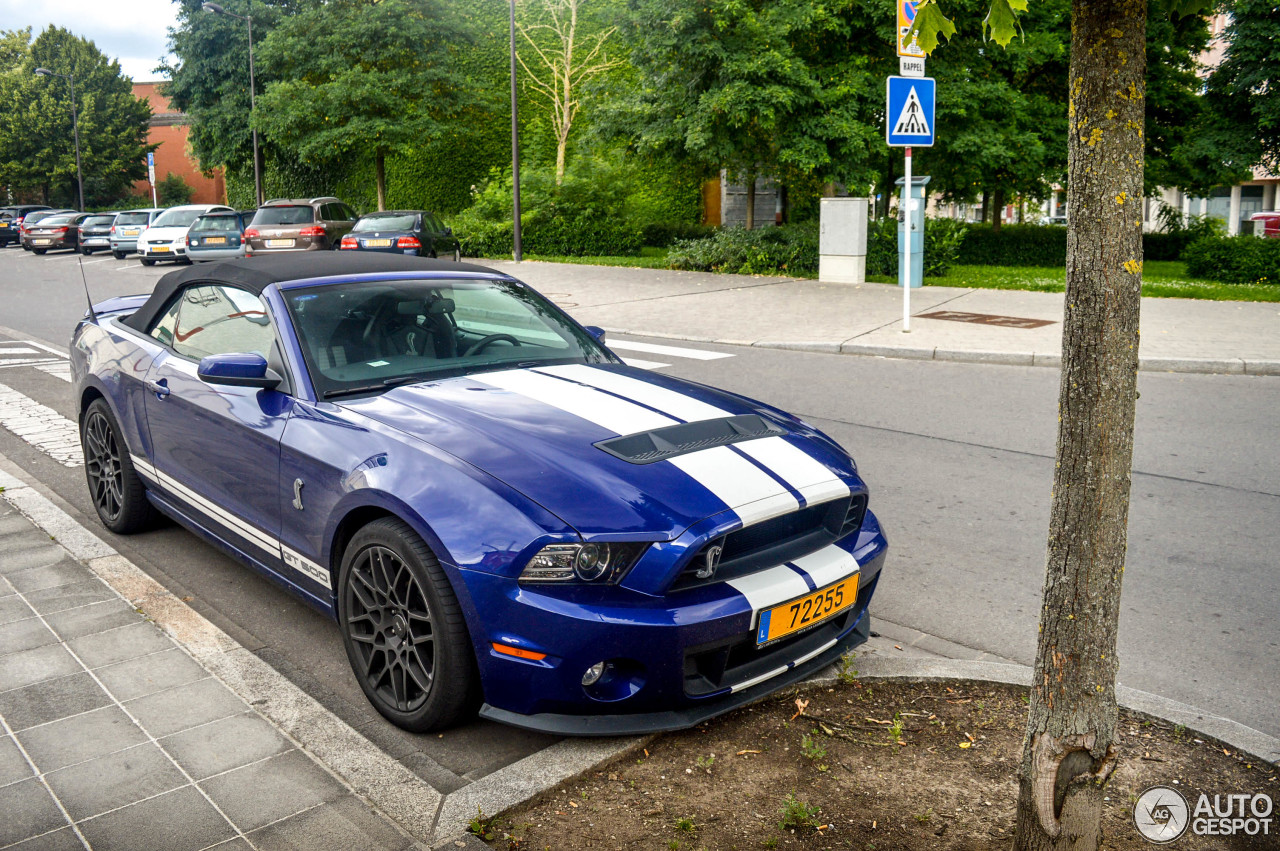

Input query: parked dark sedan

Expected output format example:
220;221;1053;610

78;213;119;255
23;212;90;254
339;210;461;260
18;209;76;250
0;205;52;247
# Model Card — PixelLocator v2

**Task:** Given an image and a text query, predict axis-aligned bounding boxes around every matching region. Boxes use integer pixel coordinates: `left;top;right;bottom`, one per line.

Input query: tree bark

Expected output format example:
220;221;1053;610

375;152;387;212
992;187;1006;231
1012;0;1146;849
744;168;756;230
979;190;988;224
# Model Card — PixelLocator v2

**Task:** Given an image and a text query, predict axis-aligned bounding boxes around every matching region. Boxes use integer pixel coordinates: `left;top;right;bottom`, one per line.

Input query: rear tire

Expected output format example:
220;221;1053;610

81;399;156;534
33;249;46;255
453;249;461;262
338;517;479;732
112;251;126;260
81;247;93;256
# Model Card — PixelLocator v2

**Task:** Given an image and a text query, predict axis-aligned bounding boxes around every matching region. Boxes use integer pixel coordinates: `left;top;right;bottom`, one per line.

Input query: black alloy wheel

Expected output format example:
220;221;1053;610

338;518;477;731
81;399;155;534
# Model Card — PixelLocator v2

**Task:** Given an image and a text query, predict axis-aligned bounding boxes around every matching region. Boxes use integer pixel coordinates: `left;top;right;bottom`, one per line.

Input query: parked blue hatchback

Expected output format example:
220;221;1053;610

71;254;886;735
185;209;256;262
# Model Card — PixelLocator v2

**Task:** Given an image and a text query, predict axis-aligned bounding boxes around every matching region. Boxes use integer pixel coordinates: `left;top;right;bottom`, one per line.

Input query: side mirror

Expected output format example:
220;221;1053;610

197;352;282;389
584;326;607;344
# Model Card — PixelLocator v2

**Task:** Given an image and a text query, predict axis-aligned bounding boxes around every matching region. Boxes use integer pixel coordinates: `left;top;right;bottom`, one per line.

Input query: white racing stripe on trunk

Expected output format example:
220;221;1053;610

537;364;729;423
790;544;860;590
735;436;846;493
666;446;797;524
726;565;812;614
480;368;677;435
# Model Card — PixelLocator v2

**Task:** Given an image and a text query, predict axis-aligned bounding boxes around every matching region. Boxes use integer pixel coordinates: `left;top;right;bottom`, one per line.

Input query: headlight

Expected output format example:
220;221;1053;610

518;542;647;585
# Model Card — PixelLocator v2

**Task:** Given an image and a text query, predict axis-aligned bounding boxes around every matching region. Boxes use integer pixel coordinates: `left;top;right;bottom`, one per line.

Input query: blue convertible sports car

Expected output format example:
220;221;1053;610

72;254;887;735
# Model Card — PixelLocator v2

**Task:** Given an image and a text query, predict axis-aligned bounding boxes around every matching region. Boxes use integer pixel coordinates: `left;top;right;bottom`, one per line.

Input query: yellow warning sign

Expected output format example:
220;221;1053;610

897;1;925;58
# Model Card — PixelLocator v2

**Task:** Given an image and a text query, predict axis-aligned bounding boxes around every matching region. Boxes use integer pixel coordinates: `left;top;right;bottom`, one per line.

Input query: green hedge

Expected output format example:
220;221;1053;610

459;216;642;258
956;224;1067;266
1183;236;1280;284
864;217;967;277
667;224;818;275
641;222;714;248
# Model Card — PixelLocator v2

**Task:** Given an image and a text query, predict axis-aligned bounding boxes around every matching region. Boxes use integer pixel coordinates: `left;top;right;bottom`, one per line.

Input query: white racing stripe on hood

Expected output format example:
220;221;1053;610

790;544;860;590
736;436;850;502
481;368;677;434
667;446;800;526
536;364;728;422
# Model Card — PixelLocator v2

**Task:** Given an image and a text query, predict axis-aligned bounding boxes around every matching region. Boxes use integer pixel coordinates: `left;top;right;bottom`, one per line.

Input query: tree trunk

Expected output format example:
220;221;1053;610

375;152;387;212
1012;0;1146;849
992;187;1006;231
979;190;988;224
744;169;756;230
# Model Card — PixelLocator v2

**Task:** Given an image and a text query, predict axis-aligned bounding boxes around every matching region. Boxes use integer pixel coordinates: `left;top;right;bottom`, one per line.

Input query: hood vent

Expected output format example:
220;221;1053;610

594;415;785;465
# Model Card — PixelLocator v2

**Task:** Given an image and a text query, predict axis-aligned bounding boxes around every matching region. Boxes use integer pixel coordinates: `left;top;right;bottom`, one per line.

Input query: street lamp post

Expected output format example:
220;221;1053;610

509;0;522;262
203;1;263;206
34;68;84;211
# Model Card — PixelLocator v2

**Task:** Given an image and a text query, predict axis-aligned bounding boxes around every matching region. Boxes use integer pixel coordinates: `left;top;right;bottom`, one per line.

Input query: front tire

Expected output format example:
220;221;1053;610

140;257;155;266
338;517;478;732
81;399;156;534
452;248;461;262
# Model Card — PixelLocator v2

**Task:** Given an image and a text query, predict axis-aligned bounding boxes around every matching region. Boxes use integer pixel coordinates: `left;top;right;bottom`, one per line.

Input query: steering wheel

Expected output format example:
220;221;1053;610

463;334;521;357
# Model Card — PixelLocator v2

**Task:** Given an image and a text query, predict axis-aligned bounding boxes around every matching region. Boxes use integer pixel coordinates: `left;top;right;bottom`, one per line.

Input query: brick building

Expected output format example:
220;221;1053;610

131;82;225;205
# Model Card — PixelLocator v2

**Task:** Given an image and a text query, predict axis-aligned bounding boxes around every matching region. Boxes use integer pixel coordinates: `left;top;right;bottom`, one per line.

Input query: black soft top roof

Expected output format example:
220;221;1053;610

121;253;500;333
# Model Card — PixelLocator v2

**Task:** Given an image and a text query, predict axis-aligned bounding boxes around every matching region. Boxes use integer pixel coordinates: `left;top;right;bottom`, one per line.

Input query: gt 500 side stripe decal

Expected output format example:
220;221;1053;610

132;454;332;591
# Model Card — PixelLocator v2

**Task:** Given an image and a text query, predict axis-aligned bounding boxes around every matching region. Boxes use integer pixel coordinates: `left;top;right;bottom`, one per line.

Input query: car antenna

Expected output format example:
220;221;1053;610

77;253;99;325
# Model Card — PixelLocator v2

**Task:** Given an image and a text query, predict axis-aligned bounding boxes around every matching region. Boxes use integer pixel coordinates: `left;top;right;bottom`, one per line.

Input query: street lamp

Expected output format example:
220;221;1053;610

203;1;263;206
509;0;522;262
34;68;84;211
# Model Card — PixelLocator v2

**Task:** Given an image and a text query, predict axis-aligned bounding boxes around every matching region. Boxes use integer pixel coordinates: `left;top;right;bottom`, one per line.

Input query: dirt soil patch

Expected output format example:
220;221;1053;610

476;678;1278;850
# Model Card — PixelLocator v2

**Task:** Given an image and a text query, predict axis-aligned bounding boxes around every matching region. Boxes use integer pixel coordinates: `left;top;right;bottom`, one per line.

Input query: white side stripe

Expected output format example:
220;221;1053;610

726;565;811;614
537;364;729;423
132;454;332;591
790;545;860;590
479;368;677;435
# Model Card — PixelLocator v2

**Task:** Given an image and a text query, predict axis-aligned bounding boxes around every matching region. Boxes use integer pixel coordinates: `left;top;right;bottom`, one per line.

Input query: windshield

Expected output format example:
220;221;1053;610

82;216;116;227
191;215;241;233
116;212;152;225
284;277;615;398
353;214;416;233
153;208;206;228
253;206;314;226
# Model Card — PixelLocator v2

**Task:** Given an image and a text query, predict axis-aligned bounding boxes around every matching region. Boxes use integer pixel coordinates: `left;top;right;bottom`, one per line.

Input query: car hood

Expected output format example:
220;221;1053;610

139;226;190;241
337;363;858;539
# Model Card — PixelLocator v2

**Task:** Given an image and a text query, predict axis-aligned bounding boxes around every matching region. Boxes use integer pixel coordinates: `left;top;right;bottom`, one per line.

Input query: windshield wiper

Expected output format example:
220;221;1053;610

322;374;433;400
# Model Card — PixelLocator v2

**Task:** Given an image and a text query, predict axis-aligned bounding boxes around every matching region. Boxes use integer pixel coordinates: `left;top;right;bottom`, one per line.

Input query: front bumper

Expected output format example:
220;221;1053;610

138;243;186;260
466;513;887;736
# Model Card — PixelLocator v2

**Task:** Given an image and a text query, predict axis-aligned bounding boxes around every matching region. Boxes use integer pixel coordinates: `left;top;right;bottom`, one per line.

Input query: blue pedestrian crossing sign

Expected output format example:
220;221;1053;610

886;76;936;147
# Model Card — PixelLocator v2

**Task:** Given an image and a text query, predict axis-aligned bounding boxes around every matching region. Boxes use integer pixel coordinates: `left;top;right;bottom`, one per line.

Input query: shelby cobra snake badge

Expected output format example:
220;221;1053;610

292;478;305;511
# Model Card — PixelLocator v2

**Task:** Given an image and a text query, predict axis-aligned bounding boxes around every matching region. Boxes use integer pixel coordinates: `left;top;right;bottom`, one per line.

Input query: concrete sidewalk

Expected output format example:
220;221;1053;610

481;260;1280;375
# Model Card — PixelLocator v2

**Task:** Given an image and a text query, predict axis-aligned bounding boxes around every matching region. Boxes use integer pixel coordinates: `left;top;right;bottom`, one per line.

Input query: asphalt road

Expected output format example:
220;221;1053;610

1;247;1276;755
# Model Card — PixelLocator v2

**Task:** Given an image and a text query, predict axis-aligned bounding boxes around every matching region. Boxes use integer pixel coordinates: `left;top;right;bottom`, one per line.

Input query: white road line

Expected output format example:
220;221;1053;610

618;356;670;370
0;358;61;369
35;362;72;382
0;383;82;466
608;339;734;360
0;346;41;355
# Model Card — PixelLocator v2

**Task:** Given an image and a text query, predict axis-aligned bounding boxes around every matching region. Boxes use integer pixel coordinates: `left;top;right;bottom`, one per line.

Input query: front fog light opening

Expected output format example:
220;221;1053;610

581;661;607;686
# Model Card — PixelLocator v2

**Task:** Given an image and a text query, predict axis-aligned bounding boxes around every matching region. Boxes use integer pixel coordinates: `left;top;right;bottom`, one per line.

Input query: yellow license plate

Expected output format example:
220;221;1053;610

266;238;294;248
206;236;226;244
366;238;392;247
34;239;50;245
123;229;139;236
756;574;858;645
152;245;169;253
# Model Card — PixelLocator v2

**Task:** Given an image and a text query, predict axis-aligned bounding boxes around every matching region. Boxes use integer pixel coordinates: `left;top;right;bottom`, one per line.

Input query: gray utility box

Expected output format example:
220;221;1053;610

895;175;931;288
819;197;869;284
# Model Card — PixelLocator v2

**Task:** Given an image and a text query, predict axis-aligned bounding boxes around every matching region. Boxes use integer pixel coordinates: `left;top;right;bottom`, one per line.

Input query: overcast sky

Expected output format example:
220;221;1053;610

2;0;178;81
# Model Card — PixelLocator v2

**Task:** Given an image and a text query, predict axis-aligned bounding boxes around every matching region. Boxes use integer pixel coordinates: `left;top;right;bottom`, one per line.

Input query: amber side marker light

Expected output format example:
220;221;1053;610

492;642;547;661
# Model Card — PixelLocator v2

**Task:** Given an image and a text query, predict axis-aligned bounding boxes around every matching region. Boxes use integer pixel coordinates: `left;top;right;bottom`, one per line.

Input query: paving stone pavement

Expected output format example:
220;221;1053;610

0;500;423;851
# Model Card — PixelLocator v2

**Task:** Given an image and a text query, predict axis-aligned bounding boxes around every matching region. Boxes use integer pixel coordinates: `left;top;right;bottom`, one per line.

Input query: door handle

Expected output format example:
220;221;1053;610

145;378;170;399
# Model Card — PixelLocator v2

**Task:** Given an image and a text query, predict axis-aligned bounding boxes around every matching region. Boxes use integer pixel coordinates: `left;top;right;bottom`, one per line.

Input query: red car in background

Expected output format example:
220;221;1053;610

1250;212;1279;238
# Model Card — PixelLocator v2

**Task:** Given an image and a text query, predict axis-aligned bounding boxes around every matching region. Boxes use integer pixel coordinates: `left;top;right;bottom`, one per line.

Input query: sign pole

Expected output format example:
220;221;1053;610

902;146;912;333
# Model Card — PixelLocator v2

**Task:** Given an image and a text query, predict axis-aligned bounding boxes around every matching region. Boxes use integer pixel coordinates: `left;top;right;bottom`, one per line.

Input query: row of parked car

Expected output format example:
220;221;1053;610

0;197;463;264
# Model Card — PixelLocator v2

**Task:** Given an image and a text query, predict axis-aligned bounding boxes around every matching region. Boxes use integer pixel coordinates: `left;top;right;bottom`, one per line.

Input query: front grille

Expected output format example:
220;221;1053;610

670;493;867;592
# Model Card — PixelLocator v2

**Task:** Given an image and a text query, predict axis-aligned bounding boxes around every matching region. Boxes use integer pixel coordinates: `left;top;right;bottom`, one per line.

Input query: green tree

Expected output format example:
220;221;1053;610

161;0;296;178
157;171;195;205
254;0;473;210
1204;0;1280;174
0;26;152;206
0;27;31;70
907;0;1211;848
607;0;885;228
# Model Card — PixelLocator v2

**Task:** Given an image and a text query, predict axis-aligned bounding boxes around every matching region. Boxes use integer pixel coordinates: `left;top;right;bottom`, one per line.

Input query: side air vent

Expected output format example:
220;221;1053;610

594;415;785;465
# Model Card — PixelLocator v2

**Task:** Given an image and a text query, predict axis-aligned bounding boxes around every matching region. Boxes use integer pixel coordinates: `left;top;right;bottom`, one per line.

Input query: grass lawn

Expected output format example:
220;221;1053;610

868;260;1280;302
